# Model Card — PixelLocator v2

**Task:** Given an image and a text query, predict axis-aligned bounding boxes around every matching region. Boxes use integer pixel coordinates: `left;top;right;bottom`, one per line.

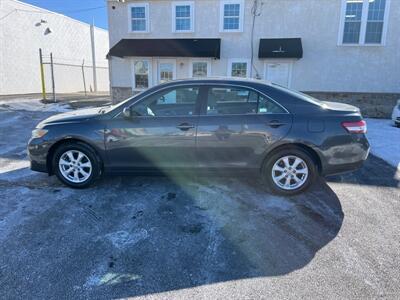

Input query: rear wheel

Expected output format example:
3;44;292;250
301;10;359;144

262;148;317;195
53;142;100;188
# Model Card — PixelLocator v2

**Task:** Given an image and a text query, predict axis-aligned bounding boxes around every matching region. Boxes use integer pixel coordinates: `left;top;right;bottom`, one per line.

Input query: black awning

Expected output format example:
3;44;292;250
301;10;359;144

258;38;303;59
108;38;221;59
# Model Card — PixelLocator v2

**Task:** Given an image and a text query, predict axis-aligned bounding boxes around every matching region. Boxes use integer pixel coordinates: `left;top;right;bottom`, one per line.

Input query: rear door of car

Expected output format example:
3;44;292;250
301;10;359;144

195;84;292;171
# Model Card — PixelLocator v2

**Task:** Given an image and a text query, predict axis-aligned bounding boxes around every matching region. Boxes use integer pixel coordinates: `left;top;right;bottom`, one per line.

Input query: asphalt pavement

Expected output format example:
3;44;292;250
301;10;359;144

0;102;399;299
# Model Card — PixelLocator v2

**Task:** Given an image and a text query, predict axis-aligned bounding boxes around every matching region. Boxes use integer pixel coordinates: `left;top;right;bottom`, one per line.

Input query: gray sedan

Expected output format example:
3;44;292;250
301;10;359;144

28;78;370;195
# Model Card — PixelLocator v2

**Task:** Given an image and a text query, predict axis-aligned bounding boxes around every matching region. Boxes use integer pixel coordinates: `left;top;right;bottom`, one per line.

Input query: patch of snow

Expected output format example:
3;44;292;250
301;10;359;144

85;272;140;288
0;98;71;112
0;158;31;180
104;229;149;249
366;118;400;170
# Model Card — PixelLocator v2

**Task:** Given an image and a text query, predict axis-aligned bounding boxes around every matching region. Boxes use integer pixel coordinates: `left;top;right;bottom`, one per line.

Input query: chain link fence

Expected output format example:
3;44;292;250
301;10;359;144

41;53;109;101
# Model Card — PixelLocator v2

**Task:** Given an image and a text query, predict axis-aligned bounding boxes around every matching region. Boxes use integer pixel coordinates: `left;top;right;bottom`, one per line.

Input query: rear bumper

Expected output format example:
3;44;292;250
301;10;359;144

320;135;370;176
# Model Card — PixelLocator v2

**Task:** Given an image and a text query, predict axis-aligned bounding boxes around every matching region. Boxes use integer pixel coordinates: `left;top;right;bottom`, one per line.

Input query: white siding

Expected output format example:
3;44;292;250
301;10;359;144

0;0;109;95
107;0;400;93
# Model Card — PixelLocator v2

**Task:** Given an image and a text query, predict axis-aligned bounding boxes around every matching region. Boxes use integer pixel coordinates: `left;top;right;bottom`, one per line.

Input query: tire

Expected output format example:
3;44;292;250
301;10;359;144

262;147;317;196
52;142;101;188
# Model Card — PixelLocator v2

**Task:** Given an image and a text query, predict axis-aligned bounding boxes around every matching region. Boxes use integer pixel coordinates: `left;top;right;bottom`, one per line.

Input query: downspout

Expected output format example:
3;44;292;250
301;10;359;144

250;0;263;79
90;19;98;93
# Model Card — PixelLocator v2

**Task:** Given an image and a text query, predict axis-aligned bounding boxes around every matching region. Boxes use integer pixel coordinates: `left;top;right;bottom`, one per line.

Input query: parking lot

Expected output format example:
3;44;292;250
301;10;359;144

0;100;399;299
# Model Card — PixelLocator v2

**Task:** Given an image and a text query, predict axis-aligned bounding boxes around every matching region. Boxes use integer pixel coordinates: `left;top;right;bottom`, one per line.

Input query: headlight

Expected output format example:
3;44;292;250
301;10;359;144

31;128;48;139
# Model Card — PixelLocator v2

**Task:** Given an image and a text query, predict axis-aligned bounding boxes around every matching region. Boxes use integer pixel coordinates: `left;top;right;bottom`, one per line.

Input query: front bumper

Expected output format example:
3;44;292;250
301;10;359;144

28;138;52;173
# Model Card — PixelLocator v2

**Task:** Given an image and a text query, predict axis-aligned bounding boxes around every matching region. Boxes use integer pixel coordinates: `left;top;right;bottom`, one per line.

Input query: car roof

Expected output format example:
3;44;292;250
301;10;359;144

158;77;273;87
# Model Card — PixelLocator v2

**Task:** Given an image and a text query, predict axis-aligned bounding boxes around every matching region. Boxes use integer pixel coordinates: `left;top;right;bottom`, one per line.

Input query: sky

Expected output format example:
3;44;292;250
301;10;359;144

21;0;108;29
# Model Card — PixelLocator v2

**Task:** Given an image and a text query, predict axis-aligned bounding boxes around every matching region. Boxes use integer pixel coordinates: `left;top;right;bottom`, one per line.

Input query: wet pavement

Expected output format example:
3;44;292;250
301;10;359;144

0;103;399;299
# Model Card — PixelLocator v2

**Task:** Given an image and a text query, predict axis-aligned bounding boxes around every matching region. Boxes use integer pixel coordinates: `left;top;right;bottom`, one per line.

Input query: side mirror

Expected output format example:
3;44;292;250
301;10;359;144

122;107;132;119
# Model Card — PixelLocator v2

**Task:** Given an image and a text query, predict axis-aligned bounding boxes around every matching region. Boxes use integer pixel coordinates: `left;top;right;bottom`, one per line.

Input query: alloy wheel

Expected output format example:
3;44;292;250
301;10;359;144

271;155;309;190
58;150;92;183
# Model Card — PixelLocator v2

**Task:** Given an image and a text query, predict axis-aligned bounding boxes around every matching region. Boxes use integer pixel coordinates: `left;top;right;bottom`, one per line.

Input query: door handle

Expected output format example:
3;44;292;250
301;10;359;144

176;123;195;131
268;120;286;128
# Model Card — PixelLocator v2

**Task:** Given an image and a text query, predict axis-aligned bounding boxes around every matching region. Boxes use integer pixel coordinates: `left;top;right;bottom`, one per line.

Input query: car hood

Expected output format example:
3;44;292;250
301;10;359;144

38;107;101;127
321;101;360;113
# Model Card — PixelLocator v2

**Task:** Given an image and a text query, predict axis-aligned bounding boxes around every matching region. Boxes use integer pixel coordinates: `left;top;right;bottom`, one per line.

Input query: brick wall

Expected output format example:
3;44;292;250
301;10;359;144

111;87;133;103
305;92;399;118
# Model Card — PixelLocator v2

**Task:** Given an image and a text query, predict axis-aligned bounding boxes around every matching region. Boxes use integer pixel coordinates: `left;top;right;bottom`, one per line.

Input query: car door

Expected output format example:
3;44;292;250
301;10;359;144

105;85;201;171
196;85;292;170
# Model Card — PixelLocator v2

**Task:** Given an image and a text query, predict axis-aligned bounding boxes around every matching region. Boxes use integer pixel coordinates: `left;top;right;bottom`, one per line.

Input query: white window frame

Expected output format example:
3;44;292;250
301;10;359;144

263;61;293;88
132;58;153;91
338;0;391;46
172;1;194;33
228;59;250;78
189;59;211;78
128;3;150;33
219;0;244;33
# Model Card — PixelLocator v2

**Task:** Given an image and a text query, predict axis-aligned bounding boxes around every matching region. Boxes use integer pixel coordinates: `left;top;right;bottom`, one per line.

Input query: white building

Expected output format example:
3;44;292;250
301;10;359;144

0;0;110;95
107;0;400;117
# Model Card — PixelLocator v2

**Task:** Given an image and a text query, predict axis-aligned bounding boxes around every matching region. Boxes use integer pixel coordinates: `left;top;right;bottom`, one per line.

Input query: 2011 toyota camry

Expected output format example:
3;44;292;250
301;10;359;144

28;78;370;195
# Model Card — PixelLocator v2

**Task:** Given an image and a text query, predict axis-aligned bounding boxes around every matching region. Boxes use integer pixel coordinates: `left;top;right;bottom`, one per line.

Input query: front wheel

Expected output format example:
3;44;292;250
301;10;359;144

262;148;317;195
53;143;100;188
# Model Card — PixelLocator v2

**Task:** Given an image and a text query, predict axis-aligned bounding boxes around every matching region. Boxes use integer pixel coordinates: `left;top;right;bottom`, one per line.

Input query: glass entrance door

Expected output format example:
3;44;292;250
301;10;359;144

158;60;176;84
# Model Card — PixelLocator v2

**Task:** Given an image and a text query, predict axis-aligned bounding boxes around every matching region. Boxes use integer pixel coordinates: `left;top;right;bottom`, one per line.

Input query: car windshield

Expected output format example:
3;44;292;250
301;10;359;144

99;91;146;114
271;83;324;106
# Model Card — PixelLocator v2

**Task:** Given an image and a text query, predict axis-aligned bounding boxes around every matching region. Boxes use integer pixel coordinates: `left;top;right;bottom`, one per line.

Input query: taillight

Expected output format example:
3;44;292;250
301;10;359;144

341;120;367;134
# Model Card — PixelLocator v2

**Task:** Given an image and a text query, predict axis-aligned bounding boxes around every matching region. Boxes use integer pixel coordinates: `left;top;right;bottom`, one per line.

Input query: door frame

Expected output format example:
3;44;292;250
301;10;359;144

263;60;293;88
157;59;177;84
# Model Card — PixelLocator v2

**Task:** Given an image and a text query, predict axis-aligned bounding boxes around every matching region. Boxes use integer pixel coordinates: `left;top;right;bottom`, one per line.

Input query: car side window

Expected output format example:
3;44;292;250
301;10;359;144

131;87;199;117
258;94;286;114
206;87;258;115
206;86;285;115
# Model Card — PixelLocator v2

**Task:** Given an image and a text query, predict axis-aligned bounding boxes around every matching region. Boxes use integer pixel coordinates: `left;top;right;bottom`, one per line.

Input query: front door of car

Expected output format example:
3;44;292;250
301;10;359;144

105;86;201;171
196;85;292;170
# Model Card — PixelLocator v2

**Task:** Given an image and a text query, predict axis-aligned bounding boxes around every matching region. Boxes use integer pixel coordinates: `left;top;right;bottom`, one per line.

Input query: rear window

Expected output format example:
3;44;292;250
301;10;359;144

271;83;323;106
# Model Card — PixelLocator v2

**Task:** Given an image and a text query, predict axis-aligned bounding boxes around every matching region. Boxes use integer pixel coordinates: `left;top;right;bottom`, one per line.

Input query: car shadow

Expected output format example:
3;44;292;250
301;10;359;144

0;166;343;298
327;154;399;188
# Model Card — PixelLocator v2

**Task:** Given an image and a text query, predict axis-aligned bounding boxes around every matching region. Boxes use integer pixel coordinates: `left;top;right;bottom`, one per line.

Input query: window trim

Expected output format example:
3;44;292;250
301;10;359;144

128;3;150;33
114;82;289;119
228;59;250;78
172;1;195;33
263;61;293;88
219;0;244;33
189;59;211;78
338;0;391;46
131;58;153;92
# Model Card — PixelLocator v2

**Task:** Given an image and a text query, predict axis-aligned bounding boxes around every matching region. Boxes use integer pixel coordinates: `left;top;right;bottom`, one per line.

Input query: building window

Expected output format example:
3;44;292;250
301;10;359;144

172;2;194;32
220;0;244;32
129;3;149;32
191;61;210;77
339;0;390;45
365;0;387;43
133;60;150;89
228;60;249;78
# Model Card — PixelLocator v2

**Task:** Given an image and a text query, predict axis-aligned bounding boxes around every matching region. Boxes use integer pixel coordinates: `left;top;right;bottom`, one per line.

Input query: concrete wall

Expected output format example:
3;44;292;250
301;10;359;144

0;0;110;95
107;0;400;95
